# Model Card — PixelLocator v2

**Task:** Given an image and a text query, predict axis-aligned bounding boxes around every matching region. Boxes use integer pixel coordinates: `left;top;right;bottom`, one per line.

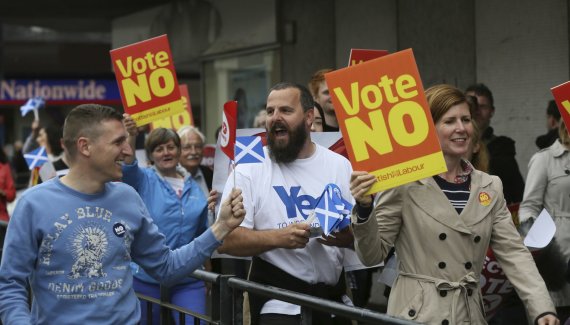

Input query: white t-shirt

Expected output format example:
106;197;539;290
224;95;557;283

164;176;184;198
221;143;356;315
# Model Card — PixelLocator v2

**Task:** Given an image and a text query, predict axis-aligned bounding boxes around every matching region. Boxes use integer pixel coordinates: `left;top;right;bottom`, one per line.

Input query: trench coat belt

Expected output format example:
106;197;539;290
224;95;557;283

399;271;478;324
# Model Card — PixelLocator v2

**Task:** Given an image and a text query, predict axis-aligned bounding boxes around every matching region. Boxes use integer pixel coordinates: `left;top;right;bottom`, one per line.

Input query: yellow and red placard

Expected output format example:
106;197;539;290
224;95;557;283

551;81;570;135
150;84;194;131
325;48;446;194
348;49;389;66
111;34;184;126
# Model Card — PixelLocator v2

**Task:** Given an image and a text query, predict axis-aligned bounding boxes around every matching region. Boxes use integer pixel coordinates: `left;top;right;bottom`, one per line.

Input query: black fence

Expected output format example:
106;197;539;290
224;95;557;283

0;220;415;325
137;269;418;325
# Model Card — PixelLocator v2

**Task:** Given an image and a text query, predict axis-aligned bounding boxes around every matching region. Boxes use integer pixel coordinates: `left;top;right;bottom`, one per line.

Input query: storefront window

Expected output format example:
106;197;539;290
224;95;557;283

202;49;280;144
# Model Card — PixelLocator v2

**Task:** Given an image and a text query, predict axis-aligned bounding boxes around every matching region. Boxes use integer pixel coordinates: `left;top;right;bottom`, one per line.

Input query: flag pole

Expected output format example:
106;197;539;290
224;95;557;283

232;160;236;189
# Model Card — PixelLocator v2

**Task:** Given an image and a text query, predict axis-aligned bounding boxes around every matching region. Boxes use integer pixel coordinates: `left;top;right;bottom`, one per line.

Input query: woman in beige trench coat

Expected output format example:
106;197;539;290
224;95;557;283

350;84;558;325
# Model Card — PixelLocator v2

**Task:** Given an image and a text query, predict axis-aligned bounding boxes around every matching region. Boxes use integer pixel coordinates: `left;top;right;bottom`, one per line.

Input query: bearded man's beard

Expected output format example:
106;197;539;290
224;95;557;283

267;120;308;163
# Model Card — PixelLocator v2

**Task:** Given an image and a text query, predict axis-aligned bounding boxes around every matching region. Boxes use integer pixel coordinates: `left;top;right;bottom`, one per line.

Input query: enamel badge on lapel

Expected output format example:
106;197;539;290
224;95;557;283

479;192;491;206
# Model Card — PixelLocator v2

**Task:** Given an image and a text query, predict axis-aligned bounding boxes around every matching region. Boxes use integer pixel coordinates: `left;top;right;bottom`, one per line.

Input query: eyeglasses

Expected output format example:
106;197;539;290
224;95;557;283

181;143;203;151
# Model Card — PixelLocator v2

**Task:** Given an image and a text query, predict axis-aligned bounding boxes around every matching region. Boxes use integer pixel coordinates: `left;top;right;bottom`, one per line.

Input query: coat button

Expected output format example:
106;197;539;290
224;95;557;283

439;290;447;297
442;320;449;325
465;262;472;269
467;288;473;296
439;233;447;240
474;235;481;243
438;262;446;269
408;309;416;317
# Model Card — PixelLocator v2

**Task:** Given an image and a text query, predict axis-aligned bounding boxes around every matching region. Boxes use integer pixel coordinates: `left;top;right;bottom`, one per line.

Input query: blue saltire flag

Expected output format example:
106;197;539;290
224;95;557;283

235;136;265;164
24;146;49;170
20;97;45;117
314;183;353;236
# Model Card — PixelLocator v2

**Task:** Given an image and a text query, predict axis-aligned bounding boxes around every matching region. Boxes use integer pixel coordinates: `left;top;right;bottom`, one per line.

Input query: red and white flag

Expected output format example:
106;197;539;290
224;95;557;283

220;100;237;160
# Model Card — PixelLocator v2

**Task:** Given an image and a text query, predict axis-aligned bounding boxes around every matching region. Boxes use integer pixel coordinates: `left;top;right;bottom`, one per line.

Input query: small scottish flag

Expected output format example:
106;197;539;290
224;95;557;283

235;136;265;164
314;184;353;235
24;146;49;170
20;97;45;117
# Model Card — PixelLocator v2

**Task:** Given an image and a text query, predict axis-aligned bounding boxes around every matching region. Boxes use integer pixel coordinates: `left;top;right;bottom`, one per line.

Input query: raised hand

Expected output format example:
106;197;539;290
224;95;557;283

122;113;138;137
350;171;376;207
211;188;245;241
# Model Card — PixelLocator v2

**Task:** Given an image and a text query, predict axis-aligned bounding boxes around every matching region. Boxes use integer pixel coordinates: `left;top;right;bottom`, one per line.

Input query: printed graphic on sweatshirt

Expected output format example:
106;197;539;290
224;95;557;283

68;223;108;279
39;206;131;300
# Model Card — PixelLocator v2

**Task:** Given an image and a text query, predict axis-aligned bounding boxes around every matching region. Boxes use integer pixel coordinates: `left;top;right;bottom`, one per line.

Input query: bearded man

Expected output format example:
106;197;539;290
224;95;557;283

218;82;356;325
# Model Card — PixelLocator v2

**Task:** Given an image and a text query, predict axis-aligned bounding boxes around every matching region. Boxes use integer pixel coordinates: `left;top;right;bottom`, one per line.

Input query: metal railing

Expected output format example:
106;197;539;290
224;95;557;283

136;269;418;325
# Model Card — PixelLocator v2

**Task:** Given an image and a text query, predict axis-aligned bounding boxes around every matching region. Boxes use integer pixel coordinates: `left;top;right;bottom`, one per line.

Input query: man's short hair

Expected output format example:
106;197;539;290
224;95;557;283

177;126;206;144
62;104;123;161
465;83;494;108
308;69;333;98
547;100;561;121
268;82;315;112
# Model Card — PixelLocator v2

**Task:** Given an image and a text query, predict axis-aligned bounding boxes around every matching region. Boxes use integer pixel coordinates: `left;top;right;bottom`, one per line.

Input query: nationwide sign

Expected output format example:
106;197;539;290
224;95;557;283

0;79;121;105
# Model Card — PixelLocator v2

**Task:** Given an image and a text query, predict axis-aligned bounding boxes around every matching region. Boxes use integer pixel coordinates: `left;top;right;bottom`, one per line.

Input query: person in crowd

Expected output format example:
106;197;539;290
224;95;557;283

218;82;354;325
0;104;245;324
465;83;525;204
122;117;210;325
520;120;570;323
311;102;336;132
23;119;69;182
536;100;561;149
10;140;30;190
177;126;212;197
23;120;66;168
350;84;558;325
465;120;489;173
0;147;16;261
309;68;339;131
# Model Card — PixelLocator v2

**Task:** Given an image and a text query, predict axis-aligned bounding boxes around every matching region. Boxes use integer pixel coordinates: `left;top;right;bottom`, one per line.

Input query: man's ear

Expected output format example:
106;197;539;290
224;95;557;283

77;137;91;157
306;108;315;128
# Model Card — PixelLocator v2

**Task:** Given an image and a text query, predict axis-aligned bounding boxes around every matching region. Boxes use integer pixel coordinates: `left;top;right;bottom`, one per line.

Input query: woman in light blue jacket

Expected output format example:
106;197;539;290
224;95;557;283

122;114;208;325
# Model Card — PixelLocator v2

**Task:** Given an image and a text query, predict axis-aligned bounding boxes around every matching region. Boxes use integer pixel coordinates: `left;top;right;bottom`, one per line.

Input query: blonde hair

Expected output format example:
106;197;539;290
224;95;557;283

470;121;489;172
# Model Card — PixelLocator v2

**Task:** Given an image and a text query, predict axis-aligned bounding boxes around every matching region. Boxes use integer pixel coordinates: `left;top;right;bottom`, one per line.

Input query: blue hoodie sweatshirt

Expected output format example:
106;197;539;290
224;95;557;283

0;178;220;324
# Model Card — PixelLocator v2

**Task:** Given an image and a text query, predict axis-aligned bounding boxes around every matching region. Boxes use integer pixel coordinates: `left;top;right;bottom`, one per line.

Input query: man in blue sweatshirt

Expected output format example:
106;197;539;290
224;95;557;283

0;104;245;324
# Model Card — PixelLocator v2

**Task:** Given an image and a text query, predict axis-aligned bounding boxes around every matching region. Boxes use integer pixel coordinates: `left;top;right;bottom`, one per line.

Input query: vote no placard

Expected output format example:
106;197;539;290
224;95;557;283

325;49;446;194
110;35;184;126
151;84;194;131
